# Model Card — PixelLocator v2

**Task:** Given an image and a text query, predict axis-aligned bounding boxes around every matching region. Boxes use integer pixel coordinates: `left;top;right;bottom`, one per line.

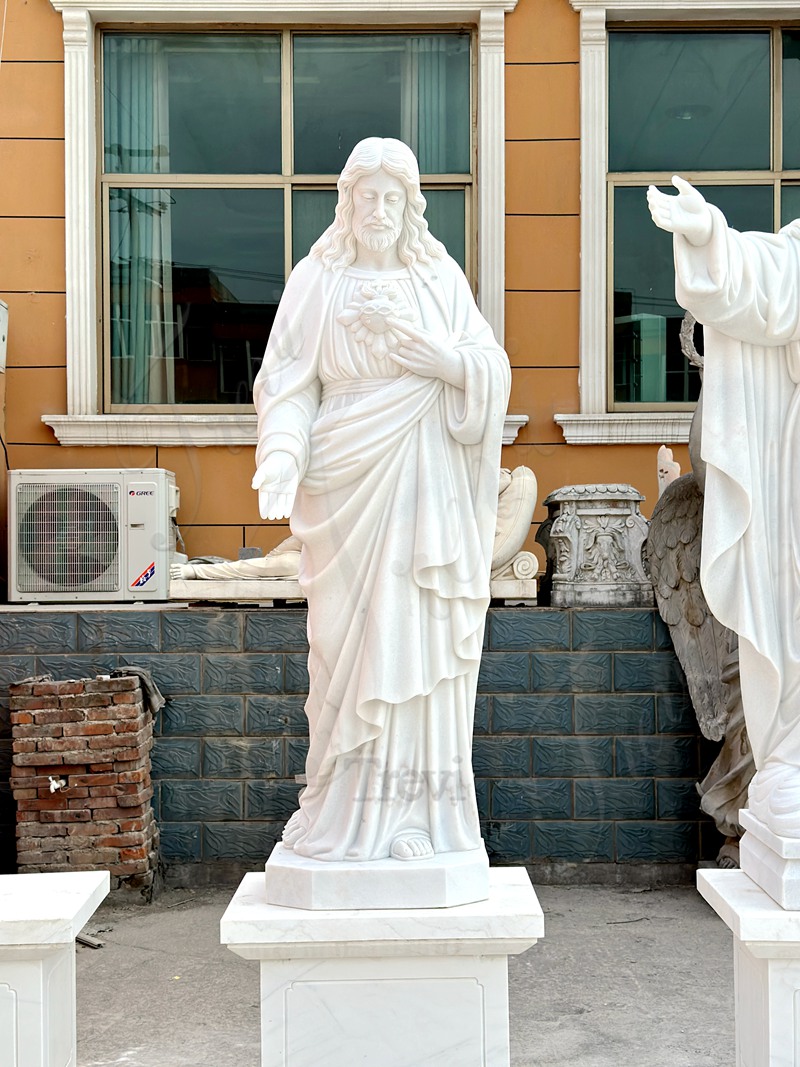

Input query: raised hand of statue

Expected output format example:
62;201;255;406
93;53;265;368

251;450;300;521
385;317;466;388
647;176;713;248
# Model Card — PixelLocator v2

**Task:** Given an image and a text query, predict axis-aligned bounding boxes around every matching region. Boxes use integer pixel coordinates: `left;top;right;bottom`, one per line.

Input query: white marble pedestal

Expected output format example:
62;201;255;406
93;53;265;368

0;870;110;1067
221;868;543;1067
698;867;800;1066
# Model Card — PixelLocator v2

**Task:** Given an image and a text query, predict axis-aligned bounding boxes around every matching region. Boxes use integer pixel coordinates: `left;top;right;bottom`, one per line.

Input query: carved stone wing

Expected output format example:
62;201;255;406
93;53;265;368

645;473;729;741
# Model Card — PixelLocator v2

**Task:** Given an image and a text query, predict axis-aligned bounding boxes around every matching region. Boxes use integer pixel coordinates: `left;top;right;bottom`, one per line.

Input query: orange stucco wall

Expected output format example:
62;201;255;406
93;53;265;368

0;0;689;585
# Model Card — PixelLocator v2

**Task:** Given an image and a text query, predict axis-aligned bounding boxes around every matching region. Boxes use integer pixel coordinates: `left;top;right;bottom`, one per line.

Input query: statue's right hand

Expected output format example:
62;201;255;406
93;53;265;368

251;451;300;521
647;175;713;247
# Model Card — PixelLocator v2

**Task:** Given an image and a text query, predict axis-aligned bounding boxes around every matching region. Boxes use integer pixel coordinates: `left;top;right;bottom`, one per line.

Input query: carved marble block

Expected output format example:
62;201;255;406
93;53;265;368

540;484;654;608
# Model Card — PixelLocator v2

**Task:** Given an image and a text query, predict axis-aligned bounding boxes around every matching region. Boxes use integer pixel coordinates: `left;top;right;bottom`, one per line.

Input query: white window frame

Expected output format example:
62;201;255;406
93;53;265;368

46;0;518;447
557;0;795;446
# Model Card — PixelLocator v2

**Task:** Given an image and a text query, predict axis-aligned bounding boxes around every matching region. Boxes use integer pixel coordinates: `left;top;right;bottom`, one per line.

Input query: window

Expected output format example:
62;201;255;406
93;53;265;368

45;0;514;446
102;31;472;410
559;0;798;445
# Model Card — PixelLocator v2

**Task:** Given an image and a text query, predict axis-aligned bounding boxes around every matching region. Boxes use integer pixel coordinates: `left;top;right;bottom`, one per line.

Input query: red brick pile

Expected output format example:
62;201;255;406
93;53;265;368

9;675;159;894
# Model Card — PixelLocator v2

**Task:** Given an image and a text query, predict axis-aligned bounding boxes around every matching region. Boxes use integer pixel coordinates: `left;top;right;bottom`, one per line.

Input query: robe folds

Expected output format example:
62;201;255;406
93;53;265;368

253;254;511;861
673;207;800;774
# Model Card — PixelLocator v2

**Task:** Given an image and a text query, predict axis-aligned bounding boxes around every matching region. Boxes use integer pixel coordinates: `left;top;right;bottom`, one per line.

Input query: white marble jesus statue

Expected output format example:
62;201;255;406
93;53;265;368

649;176;800;838
252;138;511;864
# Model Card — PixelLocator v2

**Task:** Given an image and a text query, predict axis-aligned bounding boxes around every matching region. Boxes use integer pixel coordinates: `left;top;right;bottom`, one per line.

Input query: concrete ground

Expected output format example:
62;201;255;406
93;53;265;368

76;879;735;1067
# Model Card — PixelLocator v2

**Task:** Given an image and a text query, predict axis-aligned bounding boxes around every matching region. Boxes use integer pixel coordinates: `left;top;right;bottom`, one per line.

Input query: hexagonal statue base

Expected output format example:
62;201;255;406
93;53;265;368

264;842;490;910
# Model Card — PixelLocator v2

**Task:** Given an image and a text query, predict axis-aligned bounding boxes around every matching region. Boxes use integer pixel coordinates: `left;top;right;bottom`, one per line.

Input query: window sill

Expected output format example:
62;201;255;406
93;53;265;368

43;413;530;448
554;412;693;445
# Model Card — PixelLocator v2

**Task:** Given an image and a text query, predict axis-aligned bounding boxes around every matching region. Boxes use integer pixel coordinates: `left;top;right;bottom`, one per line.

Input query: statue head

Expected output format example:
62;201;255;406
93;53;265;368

309;137;445;271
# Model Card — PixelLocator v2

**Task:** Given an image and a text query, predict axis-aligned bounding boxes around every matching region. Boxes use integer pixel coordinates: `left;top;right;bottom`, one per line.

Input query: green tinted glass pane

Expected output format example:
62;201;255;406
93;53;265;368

613;185;772;404
782;186;800;228
609;32;770;172
292;190;338;265
423;189;465;269
293;34;470;175
109;187;283;404
104;35;281;175
783;33;800;169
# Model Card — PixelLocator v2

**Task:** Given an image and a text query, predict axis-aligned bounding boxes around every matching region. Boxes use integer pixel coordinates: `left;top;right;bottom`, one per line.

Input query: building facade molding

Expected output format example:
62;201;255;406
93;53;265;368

49;0;517;442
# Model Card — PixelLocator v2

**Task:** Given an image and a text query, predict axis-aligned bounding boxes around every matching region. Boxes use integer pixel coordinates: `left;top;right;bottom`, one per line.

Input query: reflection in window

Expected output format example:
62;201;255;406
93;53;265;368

613;185;772;404
109;188;283;404
609;33;770;173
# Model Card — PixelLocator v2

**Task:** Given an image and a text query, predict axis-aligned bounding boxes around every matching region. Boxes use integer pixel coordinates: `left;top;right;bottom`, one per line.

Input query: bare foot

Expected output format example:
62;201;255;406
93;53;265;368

390;830;434;860
282;809;309;849
716;838;740;869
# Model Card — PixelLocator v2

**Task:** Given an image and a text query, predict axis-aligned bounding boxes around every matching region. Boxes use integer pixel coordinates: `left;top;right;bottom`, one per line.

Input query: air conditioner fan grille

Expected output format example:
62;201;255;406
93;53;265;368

16;483;121;592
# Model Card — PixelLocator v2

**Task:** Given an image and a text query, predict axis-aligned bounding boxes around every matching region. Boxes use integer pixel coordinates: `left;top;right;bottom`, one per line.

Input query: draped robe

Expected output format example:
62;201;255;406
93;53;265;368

253;254;510;860
672;207;800;826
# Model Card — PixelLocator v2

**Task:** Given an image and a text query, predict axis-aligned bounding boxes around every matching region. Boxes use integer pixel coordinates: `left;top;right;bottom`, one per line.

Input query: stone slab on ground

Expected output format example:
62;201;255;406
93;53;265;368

75;880;734;1067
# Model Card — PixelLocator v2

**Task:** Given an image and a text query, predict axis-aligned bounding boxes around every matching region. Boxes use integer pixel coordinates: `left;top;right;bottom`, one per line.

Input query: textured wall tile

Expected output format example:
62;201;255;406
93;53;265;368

616;737;698;778
533;653;612;693
534;737;613;778
492;778;572;820
150;738;202;779
615;821;699;862
203;738;283;779
0;613;76;654
163;696;244;736
478;652;530;693
473;695;490;735
202;654;282;694
614;653;687;693
159;822;201;862
118;653;200;694
572;610;654;651
656;694;697;734
160;780;242;821
533;821;613;861
482;820;532;862
162;611;242;653
657;779;702;820
475;778;490;819
575;779;654;820
0;655;36;694
286;738;309;777
472;737;531;777
492;694;572;735
78;612;160;652
245;611;309;652
37;654;119;681
284;654;309;694
203;820;284;861
574;695;655;735
654;616;674;651
489;610;570;651
247;695;308;735
246;780;301;819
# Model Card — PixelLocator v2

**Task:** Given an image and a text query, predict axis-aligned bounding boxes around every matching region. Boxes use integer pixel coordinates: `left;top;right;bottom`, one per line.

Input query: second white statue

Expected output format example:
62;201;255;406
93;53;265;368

252;138;510;907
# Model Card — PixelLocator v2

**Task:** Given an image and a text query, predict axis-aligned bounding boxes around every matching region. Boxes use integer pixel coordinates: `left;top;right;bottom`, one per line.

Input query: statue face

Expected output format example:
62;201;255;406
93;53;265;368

351;168;408;254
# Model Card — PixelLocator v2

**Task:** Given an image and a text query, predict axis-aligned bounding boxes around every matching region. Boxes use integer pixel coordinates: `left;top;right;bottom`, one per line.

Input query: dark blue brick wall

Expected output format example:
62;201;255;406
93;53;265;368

0;606;714;870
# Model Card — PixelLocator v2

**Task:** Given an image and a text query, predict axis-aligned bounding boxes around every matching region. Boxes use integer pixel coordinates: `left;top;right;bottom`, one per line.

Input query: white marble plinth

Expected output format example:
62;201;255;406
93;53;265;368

170;577;304;603
739;809;800;910
698;868;800;1067
0;870;110;1067
222;868;543;1067
265;841;490;910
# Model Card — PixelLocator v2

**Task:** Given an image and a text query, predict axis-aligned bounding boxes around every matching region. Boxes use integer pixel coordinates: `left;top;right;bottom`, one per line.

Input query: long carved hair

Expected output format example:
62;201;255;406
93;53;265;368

309;137;445;271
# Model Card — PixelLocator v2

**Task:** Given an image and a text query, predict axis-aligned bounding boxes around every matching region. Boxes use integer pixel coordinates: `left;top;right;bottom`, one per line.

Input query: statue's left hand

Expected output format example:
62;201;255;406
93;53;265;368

386;318;465;388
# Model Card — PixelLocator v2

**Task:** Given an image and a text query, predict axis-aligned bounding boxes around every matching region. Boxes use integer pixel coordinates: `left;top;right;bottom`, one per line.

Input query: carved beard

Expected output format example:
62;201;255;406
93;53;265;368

354;220;402;253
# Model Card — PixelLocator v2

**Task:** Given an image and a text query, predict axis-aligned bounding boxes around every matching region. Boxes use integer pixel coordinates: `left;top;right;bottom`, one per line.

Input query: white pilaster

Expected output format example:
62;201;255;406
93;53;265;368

61;7;98;418
478;6;506;343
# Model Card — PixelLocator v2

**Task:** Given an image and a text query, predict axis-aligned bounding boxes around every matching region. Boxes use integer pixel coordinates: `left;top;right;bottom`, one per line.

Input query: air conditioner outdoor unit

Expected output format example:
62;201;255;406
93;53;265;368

8;468;180;603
